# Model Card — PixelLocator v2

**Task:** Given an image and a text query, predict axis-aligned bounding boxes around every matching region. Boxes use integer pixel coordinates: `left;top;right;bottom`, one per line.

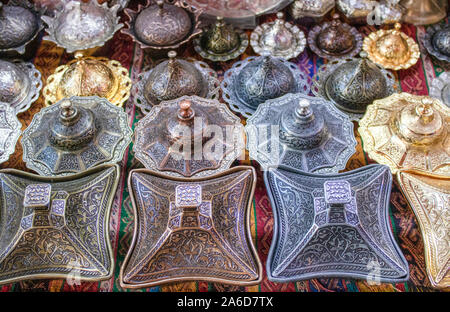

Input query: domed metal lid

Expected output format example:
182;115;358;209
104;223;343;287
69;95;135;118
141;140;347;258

401;0;448;26
430;72;450;108
221;55;310;118
42;0;123;53
0;59;42;114
250;12;306;60
363;23;420;70
134;51;219;114
359;93;450;174
134;95;245;178
246;93;357;173
0;102;21;164
0;0;44;54
337;0;403;24
43;52;131;107
312;52;396;120
21;96;133;176
194;16;248;62
289;0;335;19
123;0;202;50
308;14;363;59
423;23;450;63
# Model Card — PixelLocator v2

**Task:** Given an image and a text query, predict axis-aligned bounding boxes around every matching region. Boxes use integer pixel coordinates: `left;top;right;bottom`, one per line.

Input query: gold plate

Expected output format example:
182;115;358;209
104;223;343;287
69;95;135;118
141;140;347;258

397;170;449;288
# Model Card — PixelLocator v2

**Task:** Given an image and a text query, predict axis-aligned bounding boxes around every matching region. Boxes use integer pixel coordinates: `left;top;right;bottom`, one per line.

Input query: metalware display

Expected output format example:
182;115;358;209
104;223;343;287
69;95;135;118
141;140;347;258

43;52;131;107
264;164;410;283
423;23;450;63
289;0;335;22
430;72;450;108
41;0;123;53
134;51;220;114
0;102;21;164
194;16;248;62
21;96;133;176
363;23;420;70
397;170;449;289
122;0;202;51
359;93;450;175
0;165;119;286
337;0;403;25
133;95;244;178
246;93;357;173
250;12;306;60
307;14;363;59
0;59;42;114
400;0;448;26
120;166;262;288
221;55;310;118
312;52;396;120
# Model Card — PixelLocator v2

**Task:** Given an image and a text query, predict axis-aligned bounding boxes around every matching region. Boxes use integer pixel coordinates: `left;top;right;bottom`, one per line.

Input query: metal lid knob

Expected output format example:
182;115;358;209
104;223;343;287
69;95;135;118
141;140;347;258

178;99;195;120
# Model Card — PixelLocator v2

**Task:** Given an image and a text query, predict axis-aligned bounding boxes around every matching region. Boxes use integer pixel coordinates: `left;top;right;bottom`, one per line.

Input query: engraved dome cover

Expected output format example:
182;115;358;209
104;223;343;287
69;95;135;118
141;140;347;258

423;23;450;63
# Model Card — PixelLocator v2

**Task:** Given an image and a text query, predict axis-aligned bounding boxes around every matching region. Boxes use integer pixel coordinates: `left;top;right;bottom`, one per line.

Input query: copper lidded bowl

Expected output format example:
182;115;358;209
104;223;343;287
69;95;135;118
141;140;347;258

423;23;450;63
430;72;450;108
0;102;21;165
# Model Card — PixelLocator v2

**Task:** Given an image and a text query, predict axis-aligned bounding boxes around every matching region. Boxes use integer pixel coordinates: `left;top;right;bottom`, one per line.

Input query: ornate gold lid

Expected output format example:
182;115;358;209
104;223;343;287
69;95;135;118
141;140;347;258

43;52;131;107
359;93;449;174
363;23;420;70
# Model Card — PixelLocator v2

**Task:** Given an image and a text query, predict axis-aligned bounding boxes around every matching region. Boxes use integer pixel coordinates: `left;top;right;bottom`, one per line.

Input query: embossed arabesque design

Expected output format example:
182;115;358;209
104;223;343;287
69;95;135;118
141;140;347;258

120;166;262;288
430;72;450;108
289;0;335;20
423;23;450;63
0;165;119;285
337;0;403;24
264;164;409;282
397;170;449;288
0;102;21;164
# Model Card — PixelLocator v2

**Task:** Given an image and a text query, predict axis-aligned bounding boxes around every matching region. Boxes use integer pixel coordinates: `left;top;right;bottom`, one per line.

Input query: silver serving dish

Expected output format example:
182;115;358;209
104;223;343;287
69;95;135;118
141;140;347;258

250;12;306;60
246;93;357;173
289;0;335;21
21;96;132;176
264;164;410;283
0;102;21;164
337;0;403;25
0;0;44;55
312;52;396;120
423;23;450;63
430;72;450;108
0;59;42;114
221;55;310;119
42;0;123;53
134;51;220;114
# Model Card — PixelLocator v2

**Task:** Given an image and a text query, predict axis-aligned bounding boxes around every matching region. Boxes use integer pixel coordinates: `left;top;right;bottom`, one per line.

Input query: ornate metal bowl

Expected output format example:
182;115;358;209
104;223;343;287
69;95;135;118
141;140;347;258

312;52;396;120
289;0;335;21
423;23;450;63
43;52;131;107
337;0;403;25
120;166;262;288
363;23;420;71
0;59;42;114
0;165;119;286
430;72;450;108
41;0;123;53
221;55;310;119
133;95;245;178
194;16;248;62
400;0;448;26
307;14;363;59
265;164;410;283
246;93;357;173
397;170;449;289
0;0;44;55
0;102;21;164
122;0;202;50
21;96;133;176
250;12;306;60
359;93;450;175
134;51;219;114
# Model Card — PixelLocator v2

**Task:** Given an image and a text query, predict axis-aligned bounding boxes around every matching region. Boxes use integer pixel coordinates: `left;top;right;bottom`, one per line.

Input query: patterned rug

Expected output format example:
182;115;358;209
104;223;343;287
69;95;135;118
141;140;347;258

0;0;448;292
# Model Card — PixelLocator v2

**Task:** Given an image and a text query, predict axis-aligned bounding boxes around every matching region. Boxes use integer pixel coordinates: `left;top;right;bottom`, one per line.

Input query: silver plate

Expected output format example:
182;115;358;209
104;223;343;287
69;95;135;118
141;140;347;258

430;72;450;108
0;102;21;164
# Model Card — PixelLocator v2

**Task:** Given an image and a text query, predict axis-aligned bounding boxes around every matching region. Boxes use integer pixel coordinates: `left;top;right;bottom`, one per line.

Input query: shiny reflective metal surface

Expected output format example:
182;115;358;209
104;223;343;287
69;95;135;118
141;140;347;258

400;0;448;25
120;166;262;288
337;0;403;25
42;0;123;53
221;55;310;118
0;165;119;286
246;93;357;173
250;12;306;60
430;72;450;108
359;93;450;174
21;96;133;176
423;23;450;63
289;0;335;20
265;164;409;283
0;102;21;164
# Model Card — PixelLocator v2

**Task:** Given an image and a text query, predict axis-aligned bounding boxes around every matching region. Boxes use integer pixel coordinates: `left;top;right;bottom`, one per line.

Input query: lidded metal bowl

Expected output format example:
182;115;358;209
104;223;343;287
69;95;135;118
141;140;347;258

133;95;245;178
134;51;219;114
423;23;450;63
0;102;21;164
123;0;202;50
21;96;133;176
0;59;42;114
307;14;363;59
400;0;448;26
289;0;335;21
312;52;396;120
43;52;131;107
250;12;306;60
337;0;403;25
221;55;310;118
359;93;450;175
41;0;123;53
0;0;44;55
430;72;450;108
246;93;357;173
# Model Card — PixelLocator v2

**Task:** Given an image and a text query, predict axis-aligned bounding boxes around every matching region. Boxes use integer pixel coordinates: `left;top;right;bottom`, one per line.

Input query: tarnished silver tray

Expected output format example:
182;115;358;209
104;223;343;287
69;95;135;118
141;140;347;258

0;102;21;165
